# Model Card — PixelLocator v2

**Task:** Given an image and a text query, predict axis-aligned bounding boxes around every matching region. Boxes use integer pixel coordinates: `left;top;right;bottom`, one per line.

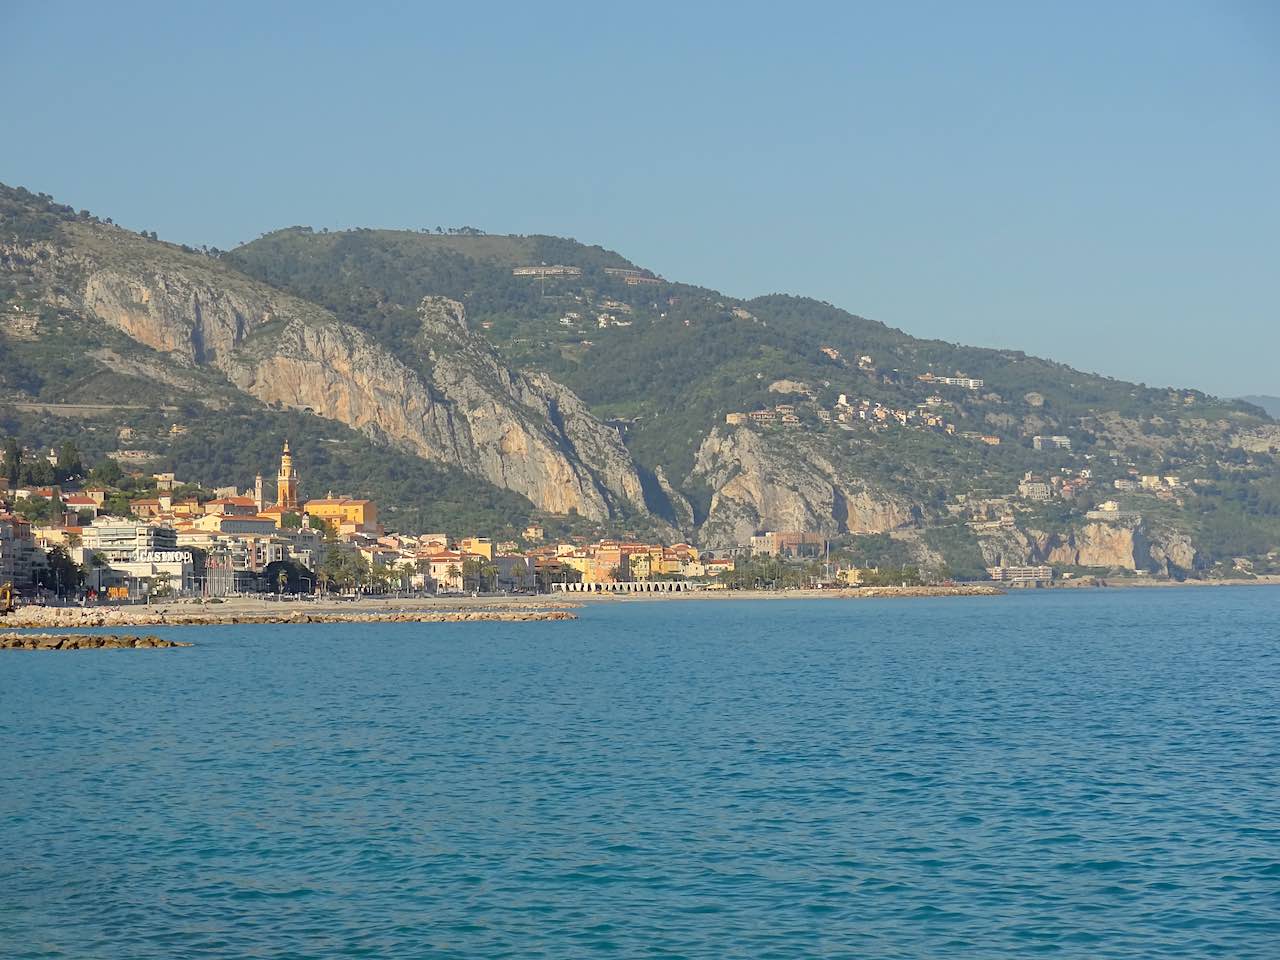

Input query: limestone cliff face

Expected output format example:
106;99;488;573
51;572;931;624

1037;522;1150;570
1147;530;1201;576
979;520;1202;576
412;297;646;515
82;268;271;364
974;526;1037;568
22;233;647;520
654;465;695;529
690;427;913;548
218;299;649;520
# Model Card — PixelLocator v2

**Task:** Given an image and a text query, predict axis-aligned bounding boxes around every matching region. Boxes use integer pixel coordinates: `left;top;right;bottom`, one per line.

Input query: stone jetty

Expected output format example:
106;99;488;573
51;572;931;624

1;633;192;650
4;605;578;629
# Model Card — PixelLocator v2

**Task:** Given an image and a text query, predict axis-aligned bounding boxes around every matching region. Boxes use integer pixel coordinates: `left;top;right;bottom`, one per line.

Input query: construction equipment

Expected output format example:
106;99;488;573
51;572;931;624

0;582;14;615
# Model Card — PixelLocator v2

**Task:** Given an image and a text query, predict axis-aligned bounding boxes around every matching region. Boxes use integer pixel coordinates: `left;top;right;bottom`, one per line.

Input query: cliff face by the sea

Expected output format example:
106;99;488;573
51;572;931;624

6;229;648;522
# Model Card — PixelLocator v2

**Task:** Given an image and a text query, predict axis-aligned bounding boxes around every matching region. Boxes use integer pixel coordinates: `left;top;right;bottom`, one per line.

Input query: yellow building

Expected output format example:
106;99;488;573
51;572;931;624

304;496;379;534
458;536;493;560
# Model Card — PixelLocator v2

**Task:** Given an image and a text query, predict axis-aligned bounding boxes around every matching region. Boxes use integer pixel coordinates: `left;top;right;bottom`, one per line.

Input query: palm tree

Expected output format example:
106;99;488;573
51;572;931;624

462;558;484;593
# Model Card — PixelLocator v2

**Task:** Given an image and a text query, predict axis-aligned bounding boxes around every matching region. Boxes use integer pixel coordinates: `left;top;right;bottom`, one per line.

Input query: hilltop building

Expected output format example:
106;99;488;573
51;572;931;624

1032;435;1072;451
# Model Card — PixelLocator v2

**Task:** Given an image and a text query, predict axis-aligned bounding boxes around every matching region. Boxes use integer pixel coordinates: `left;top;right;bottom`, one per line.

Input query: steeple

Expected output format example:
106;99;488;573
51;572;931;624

276;439;299;511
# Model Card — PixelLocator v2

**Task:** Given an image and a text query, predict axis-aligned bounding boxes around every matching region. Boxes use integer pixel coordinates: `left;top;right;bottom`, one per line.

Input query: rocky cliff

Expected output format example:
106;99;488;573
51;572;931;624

9;226;648;520
690;427;914;548
977;518;1202;576
1037;522;1150;570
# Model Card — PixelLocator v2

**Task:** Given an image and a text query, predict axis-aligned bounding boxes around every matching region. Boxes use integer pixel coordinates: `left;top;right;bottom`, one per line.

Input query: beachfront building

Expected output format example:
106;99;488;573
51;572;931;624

749;531;826;558
987;565;1054;584
0;513;36;590
77;519;193;596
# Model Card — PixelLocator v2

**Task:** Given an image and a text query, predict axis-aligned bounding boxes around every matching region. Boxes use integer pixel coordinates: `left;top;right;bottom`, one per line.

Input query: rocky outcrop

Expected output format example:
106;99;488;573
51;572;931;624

654;465;695;529
1147;530;1201;576
415;298;647;514
16;230;648;520
981;519;1203;576
974;526;1038;567
0;633;191;650
1039;522;1149;570
82;268;273;364
222;297;646;519
691;427;914;548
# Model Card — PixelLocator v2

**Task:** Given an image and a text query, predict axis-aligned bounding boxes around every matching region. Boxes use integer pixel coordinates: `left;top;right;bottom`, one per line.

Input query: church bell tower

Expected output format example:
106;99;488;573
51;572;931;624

276;440;299;511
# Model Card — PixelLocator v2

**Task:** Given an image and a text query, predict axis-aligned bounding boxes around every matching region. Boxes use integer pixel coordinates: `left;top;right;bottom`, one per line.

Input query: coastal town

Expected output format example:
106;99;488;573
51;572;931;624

0;421;1231;606
1;439;870;603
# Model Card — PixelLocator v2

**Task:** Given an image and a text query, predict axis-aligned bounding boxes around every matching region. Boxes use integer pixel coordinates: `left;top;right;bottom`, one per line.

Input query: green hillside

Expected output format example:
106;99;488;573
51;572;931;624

227;227;1265;480
6;182;1280;574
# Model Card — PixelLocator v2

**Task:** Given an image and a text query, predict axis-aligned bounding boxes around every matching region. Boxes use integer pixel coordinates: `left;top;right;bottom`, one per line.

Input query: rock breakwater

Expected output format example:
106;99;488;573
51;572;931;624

849;585;1003;598
5;607;578;628
1;633;192;650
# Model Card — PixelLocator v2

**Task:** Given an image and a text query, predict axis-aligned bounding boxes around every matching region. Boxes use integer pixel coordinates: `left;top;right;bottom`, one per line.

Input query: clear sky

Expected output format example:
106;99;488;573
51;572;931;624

5;1;1278;396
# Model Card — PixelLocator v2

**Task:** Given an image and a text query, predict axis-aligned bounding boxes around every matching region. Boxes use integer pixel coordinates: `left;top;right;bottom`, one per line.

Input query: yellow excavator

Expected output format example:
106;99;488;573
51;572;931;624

0;582;13;615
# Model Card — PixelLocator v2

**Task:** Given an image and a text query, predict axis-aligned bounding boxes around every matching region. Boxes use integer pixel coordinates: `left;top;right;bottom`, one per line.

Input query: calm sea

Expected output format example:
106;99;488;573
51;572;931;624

3;588;1279;958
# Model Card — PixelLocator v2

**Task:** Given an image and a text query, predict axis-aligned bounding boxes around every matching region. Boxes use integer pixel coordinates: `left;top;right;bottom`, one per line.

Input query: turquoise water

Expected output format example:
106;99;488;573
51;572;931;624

3;588;1279;958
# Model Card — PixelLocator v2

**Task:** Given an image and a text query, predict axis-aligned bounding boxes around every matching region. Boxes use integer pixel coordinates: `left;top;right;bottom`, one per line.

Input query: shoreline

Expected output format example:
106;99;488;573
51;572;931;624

6;577;1275;628
1049;574;1280;590
577;585;1006;602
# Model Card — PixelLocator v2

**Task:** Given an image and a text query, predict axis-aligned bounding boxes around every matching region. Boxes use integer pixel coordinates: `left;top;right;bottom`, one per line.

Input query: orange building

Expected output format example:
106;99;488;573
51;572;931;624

304;496;379;535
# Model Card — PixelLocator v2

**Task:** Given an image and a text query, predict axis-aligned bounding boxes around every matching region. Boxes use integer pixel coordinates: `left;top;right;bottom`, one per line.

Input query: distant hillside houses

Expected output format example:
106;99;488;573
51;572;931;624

1033;435;1073;451
512;264;582;278
603;266;662;285
918;372;984;390
959;431;1002;446
1017;472;1052;501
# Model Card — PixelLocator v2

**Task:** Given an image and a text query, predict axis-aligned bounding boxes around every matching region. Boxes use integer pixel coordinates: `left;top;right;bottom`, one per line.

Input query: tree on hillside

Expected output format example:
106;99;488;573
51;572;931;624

102;492;132;517
21;457;54;486
56;441;83;479
13;494;64;524
89;459;124;487
4;437;22;485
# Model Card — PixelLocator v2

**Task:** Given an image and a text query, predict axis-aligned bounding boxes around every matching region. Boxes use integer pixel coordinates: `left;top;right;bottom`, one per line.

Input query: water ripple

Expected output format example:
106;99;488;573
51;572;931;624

3;588;1279;957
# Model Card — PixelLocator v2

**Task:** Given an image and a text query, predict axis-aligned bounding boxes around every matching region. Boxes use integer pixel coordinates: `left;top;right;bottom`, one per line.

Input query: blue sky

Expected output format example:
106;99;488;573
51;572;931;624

5;1;1278;396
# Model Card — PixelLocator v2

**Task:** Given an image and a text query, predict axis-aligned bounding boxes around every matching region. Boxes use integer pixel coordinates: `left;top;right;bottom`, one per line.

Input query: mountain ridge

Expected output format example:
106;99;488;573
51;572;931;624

4;182;1280;575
